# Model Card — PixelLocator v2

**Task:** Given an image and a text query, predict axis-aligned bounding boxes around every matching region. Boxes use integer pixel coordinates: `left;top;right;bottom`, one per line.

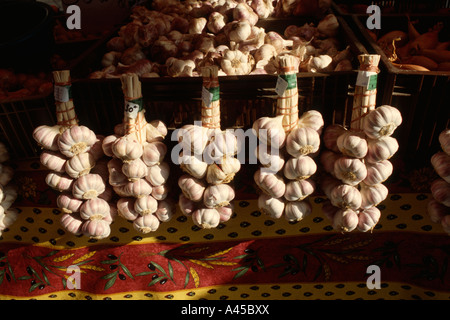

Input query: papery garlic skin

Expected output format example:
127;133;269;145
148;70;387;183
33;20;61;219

360;183;389;210
45;172;74;192
60;213;83;235
297;110;324;135
122;158;148;182
357;206;381;232
145;162;170;187
179;194;196;216
334;157;367;186
283;156;317;181
206;157;241;184
252;115;286;149
284;179;315;202
134;194;158;216
192;208;221;229
65;152;96;178
363;105;402;140
180;153;208;179
363;160;393;186
258;193;285;219
82;219;111;239
133;214;160;234
40;150;67;173
284;200;312;222
177;124;210;155
121;178;153;198
33;125;61;151
336;131;368;159
79;198;110;221
254;169;286;198
256;143;285;173
58;125;97;158
332;208;359;233
117;197;140;221
178;174;206;202
329;184;362;211
142;141;167;167
155;199;175;222
286;127;321;158
203;184;235;208
111;135;144;162
323;124;347;153
57;193;84;214
72;173;105;200
365;137;399;164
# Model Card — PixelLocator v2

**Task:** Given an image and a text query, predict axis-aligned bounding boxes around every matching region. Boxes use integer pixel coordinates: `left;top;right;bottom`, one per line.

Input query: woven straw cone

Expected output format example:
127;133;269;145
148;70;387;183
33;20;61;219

276;55;299;134
121;73;147;144
350;54;381;131
201;66;221;130
53;70;78;128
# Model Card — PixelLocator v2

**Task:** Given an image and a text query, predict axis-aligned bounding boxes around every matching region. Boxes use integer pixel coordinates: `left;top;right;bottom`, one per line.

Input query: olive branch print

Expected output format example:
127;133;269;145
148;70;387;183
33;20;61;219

100;253;134;291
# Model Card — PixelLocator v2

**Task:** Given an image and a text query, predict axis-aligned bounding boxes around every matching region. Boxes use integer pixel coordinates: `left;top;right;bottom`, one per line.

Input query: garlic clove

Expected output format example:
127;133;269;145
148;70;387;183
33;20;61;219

117;197;139;221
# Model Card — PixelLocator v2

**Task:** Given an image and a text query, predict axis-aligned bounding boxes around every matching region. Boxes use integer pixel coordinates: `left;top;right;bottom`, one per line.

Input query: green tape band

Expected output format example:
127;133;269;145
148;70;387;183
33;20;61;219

280;74;297;90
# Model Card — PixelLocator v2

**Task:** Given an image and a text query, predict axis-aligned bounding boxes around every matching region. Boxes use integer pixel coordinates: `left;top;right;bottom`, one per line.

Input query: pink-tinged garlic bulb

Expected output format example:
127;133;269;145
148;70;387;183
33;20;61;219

146;120;168;143
286;127;321;158
320;150;341;175
364;160;393;186
334;157;367;186
439;129;450;155
285;200;312;222
192;208;221;229
329;184;362;211
45;172;74;192
155;199;175;222
72;173;105;200
33;125;61;151
81;219;111;239
142;141;167;166
284;179;316;202
57;193;84;214
203;184;235;208
107;158;128;187
252;115;286;149
441;215;450;234
58;125;97;158
255;143;285;173
0;208;19;232
117;197;139;221
177;124;210;155
206;157;241;185
40;150;67;173
179;194;196;216
431;151;450;184
336;131;368;159
207;11;227;34
0;185;17;211
145;162;170;187
320;174;342;199
79;198;110;220
258;193;285;219
88;135;105;161
60;213;83;235
134;195;158;216
427;199;450;223
233;2;259;25
180;153;208;179
65;152;96;178
98;185;114;202
217;203;234;222
205;130;238;160
297;110;325;135
321;200;340;221
283;156;317;181
360;183;389;210
133;214;160;234
365;137;399;164
151;184;169;201
101;134;120;157
120;178;153;198
357;206;381;232
332;208;359;233
111;135;144;162
178;174;206;202
363;105;402;140
323;124;347;153
431;179;450;207
122;158;148;182
254;169;286;198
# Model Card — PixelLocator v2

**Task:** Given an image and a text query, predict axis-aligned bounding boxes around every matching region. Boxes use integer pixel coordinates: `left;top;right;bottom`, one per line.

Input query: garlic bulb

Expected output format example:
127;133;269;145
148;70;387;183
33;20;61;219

255;143;285;173
439;129;450;155
166;57;196;77
206;156;241;184
217;203;234;222
45;172;74;192
427;199;450;223
179;194;196;216
89;135;105;161
233;2;259;25
317;14;339;38
101;134;120;157
286;126;321;157
323;124;347;153
155;199;175;222
107;158;128;187
180;153;208;179
221;49;255;75
178;174;206;202
111;135;144;162
329;184;362;211
363;160;393;186
72;173;106;200
192;208;221;229
320;150;341;175
258;193;285;219
365;137;399;164
145;162;170;186
81;219;111;239
297;110;325;135
60;213;83;235
122;158;148;181
40;150;67;173
120;178;153;198
146;120;168;143
284;179;315;202
252;115;286;149
33;125;61;151
203;184;235;208
177;124;210;155
431;151;450;184
151;184;169;201
308;55;333;73
332;208;359;233
225;20;252;43
431;178;450;207
58;125;97;158
65;152;96;178
189;17;207;34
334;157;367;186
134;194;158;215
79;198;110;220
360;183;389;209
142;141;167;166
336;131;368;159
133;214;160;234
284;200;312;222
205;130;238;160
357;206;381;232
207;11;227;34
254;169;286;198
283;156;317;180
117;197;139;221
57;193;84;214
363;105;402;140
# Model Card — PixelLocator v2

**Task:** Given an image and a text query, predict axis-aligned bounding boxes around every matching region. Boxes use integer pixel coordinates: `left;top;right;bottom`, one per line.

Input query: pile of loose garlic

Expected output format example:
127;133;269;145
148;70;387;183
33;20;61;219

252;55;324;221
102;74;174;234
33;71;116;239
0;142;18;236
320;104;402;232
177;66;240;228
428;129;450;234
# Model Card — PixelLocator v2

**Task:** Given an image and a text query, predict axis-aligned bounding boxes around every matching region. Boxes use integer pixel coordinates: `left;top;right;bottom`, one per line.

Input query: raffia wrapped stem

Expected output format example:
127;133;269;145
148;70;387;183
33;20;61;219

276;55;299;134
53;70;78;128
201;66;221;130
350;54;380;131
121;73;147;144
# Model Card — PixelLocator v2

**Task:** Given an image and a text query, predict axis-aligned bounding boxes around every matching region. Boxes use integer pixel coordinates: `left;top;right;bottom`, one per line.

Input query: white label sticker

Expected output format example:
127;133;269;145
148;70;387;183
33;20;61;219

275;76;288;96
54;85;70;102
202;86;213;107
356;71;377;89
124;101;140;119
